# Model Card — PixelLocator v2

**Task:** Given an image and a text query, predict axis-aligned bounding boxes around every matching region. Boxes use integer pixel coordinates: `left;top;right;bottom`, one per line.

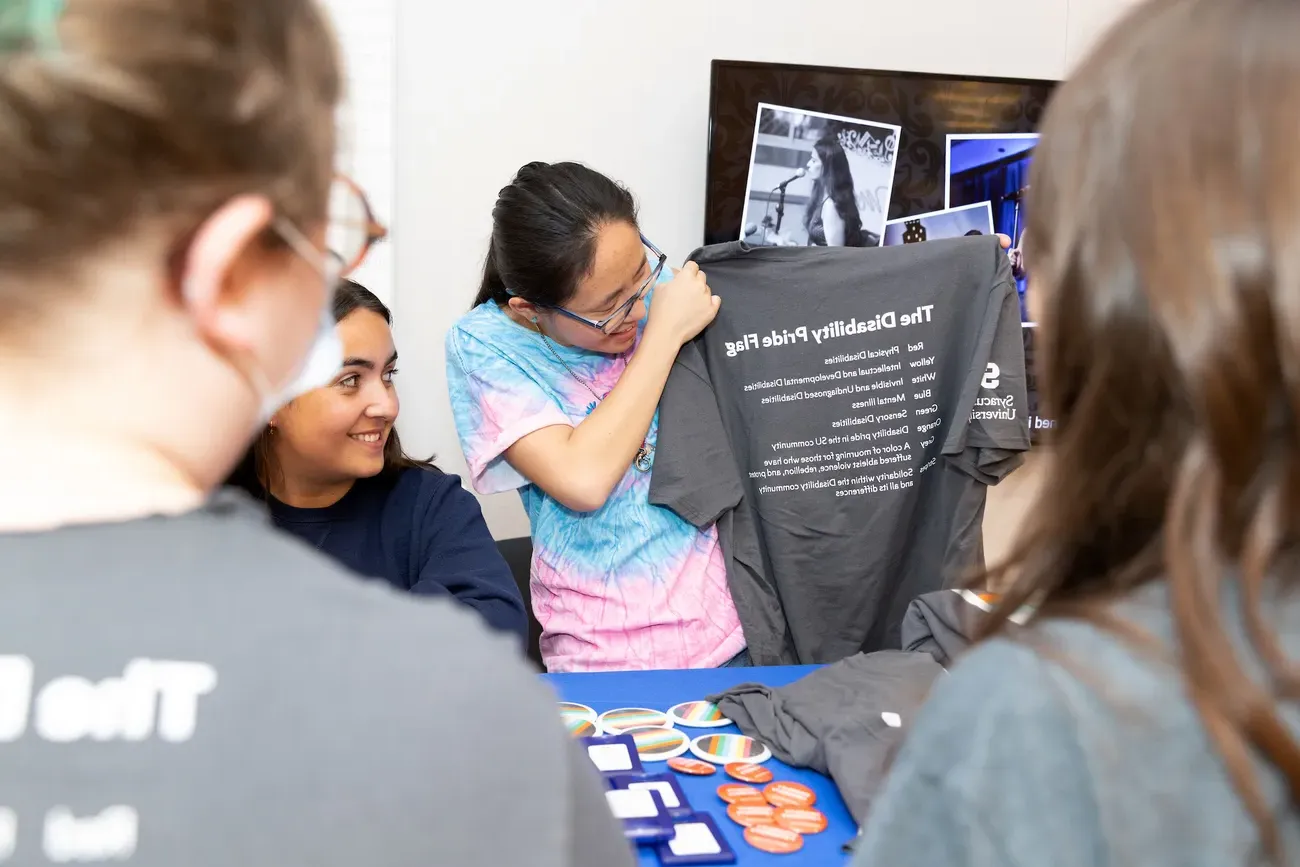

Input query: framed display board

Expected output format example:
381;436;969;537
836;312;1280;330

705;60;1057;438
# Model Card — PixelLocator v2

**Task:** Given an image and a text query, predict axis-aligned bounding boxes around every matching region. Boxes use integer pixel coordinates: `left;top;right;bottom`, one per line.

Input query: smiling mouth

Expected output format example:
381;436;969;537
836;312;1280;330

350;432;384;444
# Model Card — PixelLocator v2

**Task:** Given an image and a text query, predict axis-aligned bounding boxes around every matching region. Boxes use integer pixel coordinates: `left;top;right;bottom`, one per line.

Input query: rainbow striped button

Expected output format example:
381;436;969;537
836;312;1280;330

689;733;773;765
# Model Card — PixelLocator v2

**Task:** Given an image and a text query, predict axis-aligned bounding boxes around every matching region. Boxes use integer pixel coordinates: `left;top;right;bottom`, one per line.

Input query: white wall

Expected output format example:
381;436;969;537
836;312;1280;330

322;0;396;307
1066;0;1144;71
390;0;1141;540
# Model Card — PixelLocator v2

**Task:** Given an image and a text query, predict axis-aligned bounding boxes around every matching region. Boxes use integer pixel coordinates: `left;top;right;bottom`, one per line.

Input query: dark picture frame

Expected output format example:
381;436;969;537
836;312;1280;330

704;60;1057;247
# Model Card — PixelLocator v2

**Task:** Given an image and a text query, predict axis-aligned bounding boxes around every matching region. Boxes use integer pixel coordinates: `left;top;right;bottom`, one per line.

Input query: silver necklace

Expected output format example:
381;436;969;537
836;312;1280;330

536;327;655;472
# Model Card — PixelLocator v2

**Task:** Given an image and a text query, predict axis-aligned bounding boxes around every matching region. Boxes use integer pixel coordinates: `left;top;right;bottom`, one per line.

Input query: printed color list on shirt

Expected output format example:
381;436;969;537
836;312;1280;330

730;305;964;499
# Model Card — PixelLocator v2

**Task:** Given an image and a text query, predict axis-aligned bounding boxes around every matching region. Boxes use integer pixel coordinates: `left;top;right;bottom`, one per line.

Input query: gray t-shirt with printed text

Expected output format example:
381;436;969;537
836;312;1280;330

651;237;1029;663
0;492;629;867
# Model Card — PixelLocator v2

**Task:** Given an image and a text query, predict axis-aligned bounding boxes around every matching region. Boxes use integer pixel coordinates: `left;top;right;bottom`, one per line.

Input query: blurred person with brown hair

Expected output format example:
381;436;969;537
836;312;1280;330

0;2;627;865
854;0;1300;864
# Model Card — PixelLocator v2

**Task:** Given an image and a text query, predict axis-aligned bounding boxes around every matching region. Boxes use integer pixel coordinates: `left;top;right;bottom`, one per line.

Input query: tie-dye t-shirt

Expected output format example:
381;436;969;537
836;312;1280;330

445;300;746;673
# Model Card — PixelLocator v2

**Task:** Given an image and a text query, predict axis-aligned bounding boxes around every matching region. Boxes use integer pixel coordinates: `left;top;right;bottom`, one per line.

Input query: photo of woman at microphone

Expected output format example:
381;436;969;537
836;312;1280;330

804;132;878;248
739;104;899;248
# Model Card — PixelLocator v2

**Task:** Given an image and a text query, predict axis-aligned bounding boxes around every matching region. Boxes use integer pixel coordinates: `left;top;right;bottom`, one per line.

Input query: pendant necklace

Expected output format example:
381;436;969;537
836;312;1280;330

536;327;655;472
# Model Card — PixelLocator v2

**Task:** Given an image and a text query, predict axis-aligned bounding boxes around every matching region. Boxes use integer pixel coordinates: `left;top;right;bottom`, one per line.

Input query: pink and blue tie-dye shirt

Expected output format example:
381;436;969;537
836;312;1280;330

445;300;746;673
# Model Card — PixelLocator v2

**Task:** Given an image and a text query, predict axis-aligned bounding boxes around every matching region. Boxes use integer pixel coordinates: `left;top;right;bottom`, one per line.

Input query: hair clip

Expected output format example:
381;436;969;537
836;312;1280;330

0;0;64;56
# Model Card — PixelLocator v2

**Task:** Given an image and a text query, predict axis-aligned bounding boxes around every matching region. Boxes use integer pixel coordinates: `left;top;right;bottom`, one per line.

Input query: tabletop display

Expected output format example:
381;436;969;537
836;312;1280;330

547;666;855;866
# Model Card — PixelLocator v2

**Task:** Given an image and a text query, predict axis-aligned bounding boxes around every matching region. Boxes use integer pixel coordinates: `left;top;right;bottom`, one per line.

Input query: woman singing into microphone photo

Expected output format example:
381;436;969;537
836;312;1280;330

805;132;878;248
740;106;897;248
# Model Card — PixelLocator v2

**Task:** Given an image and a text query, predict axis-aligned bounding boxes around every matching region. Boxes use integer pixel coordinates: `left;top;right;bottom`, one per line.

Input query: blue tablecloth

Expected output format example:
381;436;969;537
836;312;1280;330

543;665;857;866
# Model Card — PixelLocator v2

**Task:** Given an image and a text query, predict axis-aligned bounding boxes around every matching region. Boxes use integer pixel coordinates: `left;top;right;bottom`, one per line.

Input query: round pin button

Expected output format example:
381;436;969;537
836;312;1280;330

725;762;774;784
557;701;596;722
668;700;732;728
775;806;828;835
689;733;772;765
564;717;597;737
667;757;717;776
623;726;690;761
744;823;804;854
727;803;777;828
597;707;672;734
716;783;768;807
764;781;817;809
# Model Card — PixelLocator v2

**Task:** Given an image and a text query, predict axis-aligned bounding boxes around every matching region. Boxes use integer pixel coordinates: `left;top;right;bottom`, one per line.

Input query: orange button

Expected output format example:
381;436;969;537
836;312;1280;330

716;783;767;807
727;803;777;828
764;781;817;809
744;823;804;854
668;757;717;776
775;806;828;835
725;762;774;784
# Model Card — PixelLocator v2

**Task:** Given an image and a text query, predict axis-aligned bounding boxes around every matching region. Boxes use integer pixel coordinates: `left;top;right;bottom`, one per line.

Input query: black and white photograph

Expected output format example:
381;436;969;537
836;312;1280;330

882;202;994;247
945;133;1037;321
739;103;900;249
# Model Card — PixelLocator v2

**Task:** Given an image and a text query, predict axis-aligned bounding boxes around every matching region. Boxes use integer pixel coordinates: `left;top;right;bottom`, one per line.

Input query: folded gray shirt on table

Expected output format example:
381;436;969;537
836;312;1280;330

708;650;943;823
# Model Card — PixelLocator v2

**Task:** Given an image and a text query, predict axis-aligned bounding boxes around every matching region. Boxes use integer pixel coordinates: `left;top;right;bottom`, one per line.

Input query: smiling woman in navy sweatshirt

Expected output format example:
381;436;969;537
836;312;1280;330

228;280;528;645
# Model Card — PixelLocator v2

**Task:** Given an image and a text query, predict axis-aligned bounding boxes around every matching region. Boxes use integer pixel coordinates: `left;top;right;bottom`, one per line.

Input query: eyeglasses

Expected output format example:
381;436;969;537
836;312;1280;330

275;173;388;284
326;173;388;276
539;235;667;335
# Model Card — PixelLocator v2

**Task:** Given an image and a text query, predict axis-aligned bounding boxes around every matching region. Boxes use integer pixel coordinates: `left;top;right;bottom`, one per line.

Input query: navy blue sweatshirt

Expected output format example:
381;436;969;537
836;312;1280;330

266;467;528;644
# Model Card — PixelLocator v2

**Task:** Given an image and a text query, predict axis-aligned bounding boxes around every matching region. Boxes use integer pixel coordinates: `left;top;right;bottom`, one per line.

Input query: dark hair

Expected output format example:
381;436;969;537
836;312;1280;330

226;279;433;499
964;229;984;236
979;0;1300;856
331;278;398;333
805;134;865;247
473;161;638;309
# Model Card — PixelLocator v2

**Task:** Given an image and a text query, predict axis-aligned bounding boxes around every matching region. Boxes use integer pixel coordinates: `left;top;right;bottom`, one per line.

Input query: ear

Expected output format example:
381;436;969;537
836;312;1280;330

267;396;298;428
179;195;277;351
506;296;541;322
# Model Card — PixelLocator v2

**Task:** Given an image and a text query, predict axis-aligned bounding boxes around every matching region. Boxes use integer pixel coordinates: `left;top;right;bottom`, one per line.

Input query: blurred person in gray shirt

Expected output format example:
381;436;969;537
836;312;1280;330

0;2;626;865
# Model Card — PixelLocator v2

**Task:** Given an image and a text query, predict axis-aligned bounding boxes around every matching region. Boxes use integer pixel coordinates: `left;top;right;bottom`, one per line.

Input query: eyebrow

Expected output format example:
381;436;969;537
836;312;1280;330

599;259;649;308
341;350;399;371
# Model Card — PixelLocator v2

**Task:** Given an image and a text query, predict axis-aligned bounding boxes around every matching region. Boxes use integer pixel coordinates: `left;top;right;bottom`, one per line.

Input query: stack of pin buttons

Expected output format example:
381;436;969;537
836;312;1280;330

715;763;828;855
